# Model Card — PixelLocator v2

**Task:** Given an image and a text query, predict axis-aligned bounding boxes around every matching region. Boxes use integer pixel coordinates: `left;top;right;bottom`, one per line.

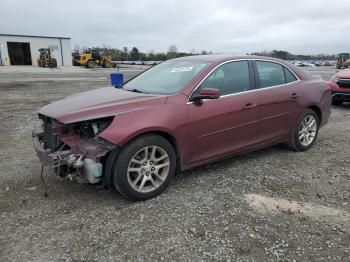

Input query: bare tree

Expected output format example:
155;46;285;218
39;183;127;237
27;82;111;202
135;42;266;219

123;47;128;55
167;45;178;59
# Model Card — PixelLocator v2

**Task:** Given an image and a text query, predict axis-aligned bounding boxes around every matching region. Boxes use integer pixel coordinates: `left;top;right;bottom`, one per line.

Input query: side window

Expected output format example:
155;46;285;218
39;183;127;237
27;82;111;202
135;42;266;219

256;61;286;88
196;61;250;96
284;67;298;83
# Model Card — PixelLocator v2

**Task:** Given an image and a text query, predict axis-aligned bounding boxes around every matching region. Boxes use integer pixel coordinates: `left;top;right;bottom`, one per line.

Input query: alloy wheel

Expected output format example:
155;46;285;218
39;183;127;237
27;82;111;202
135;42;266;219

298;115;317;146
127;146;170;193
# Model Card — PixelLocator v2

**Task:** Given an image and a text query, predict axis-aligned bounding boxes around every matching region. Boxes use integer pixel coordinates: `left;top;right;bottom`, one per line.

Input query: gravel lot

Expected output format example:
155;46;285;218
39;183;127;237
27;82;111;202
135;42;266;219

0;65;349;261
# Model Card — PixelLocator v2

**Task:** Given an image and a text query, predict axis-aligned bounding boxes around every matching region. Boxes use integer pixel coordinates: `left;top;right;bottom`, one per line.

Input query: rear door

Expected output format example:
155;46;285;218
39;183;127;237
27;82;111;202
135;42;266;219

187;60;260;164
252;60;300;142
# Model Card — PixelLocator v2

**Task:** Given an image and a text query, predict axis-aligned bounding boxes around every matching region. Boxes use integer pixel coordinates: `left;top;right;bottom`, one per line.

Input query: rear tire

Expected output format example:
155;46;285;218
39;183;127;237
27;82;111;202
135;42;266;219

332;100;343;106
287;109;319;151
111;134;176;201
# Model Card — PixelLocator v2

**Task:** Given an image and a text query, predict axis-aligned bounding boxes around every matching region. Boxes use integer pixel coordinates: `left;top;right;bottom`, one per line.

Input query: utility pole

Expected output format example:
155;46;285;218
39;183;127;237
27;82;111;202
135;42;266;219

0;44;3;65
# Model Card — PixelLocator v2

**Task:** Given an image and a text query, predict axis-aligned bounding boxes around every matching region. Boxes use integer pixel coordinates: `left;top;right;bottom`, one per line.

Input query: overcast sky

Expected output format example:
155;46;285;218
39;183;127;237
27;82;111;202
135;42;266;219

1;0;349;54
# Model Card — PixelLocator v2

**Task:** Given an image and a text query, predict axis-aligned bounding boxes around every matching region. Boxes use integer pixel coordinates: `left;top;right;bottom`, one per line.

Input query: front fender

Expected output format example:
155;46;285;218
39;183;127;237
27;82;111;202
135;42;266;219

99;95;190;169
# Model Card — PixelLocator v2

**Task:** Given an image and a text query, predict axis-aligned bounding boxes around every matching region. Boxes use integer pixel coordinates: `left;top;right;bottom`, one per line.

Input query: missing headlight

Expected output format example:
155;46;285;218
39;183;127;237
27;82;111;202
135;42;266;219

73;117;114;139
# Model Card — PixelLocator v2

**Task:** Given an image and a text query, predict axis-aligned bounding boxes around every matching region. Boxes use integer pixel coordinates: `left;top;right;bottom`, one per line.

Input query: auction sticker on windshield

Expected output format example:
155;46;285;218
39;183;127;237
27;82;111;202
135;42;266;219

171;66;194;73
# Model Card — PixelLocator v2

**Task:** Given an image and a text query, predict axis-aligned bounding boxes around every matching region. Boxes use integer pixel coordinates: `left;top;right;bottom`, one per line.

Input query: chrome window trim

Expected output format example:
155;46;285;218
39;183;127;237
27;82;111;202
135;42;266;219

187;58;301;104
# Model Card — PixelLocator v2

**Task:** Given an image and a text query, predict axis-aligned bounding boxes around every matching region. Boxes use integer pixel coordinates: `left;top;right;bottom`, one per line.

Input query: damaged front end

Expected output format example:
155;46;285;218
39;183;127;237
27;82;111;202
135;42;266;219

32;115;117;184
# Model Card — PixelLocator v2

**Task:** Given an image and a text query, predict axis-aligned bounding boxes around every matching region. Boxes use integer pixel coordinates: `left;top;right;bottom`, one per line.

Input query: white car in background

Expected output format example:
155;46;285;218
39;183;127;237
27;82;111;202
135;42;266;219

293;61;303;67
301;61;316;67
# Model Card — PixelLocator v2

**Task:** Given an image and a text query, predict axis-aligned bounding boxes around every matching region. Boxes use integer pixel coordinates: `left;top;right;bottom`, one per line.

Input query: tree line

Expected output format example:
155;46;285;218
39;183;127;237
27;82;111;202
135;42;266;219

73;44;213;61
73;45;338;61
249;50;337;61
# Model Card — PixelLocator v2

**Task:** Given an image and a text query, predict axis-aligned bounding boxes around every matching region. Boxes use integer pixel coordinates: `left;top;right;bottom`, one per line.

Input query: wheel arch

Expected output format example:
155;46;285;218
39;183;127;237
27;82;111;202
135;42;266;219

131;130;182;171
103;130;183;188
307;105;322;124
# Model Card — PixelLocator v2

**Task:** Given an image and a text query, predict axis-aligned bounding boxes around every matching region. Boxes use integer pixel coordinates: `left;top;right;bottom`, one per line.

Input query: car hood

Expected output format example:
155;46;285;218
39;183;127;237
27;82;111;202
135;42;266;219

336;69;350;79
38;87;167;123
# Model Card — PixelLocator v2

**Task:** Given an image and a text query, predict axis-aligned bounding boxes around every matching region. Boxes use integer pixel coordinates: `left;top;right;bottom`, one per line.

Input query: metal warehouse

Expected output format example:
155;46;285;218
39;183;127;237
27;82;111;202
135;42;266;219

0;34;72;66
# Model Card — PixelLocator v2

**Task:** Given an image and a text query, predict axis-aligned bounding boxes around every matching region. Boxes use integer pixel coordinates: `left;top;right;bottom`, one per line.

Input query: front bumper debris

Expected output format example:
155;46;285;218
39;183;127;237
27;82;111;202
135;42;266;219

32;128;115;183
32;130;72;168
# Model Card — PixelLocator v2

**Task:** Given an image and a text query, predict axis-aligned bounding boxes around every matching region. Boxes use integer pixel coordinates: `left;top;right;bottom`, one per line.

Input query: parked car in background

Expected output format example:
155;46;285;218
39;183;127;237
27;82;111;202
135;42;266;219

293;61;303;67
323;61;332;66
312;61;324;67
293;61;315;67
328;69;350;105
33;55;331;200
302;61;316;67
292;60;334;67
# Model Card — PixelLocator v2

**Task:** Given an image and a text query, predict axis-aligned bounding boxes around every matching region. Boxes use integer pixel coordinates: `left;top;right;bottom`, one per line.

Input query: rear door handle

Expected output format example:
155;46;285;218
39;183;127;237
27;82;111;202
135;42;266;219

290;93;300;99
242;103;257;110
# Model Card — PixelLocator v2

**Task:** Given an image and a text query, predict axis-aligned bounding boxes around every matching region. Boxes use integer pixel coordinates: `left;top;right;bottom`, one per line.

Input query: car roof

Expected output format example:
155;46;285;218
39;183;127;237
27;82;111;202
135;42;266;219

174;54;286;63
174;54;312;81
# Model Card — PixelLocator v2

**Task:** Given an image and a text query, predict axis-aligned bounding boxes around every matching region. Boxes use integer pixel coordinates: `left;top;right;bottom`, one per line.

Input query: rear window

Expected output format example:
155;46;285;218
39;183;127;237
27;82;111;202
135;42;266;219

284;67;298;83
256;61;297;88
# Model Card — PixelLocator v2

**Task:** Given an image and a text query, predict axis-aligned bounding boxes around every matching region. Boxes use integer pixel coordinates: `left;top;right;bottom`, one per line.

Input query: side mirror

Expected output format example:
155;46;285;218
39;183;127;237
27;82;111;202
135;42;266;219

190;88;220;103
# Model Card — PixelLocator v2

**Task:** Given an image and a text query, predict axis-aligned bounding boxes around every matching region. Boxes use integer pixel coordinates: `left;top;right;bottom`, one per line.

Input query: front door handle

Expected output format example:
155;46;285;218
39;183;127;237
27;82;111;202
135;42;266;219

290;93;300;99
242;103;257;110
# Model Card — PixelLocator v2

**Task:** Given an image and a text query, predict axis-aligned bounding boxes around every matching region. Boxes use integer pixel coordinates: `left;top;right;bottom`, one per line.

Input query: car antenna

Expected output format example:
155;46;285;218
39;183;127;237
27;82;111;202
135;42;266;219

40;165;49;197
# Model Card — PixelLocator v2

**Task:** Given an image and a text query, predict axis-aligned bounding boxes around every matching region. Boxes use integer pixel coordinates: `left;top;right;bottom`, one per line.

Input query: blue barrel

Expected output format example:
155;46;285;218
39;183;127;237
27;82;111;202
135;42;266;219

110;73;124;87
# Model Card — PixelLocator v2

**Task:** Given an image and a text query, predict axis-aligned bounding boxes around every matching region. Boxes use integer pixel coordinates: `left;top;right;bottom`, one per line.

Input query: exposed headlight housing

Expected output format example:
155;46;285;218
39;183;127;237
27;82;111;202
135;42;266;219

72;116;114;139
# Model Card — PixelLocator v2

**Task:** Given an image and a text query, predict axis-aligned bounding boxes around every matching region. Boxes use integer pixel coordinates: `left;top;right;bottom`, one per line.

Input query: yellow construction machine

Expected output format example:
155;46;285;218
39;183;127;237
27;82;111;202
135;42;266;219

336;53;350;69
73;49;112;68
38;48;57;68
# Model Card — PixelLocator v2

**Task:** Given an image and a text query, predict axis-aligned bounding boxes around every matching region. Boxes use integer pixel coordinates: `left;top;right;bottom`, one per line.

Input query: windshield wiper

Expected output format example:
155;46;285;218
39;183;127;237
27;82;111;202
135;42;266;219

130;88;143;93
124;88;150;94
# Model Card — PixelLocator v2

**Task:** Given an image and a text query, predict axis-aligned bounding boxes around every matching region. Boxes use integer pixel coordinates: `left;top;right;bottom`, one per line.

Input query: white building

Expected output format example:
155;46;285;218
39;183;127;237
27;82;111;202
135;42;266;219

0;34;72;66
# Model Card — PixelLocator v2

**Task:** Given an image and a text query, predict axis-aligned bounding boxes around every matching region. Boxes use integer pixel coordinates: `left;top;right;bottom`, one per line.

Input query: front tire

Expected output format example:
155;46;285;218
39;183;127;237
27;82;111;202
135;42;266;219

287;109;319;151
103;60;112;68
49;58;57;68
86;60;95;69
112;134;176;200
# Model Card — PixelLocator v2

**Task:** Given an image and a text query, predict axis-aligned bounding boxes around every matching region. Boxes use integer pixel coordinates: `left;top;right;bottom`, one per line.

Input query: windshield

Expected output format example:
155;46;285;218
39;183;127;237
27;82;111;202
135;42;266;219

40;49;49;55
123;60;209;94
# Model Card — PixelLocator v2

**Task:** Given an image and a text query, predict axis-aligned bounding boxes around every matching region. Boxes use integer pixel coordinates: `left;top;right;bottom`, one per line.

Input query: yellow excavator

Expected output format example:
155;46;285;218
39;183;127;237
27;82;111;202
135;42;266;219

336;53;350;69
38;48;57;68
73;49;112;68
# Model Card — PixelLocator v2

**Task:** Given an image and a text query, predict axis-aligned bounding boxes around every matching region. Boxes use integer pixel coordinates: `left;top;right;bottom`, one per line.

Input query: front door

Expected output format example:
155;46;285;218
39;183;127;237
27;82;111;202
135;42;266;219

187;60;260;164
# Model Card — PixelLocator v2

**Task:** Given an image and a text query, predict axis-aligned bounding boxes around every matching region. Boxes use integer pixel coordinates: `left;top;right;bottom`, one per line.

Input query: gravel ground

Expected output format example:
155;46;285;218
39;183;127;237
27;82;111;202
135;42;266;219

0;65;349;262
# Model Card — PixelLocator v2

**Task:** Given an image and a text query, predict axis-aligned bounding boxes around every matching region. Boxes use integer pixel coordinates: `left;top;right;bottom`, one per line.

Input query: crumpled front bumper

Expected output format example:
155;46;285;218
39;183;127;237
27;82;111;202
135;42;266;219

32;127;117;186
32;130;72;167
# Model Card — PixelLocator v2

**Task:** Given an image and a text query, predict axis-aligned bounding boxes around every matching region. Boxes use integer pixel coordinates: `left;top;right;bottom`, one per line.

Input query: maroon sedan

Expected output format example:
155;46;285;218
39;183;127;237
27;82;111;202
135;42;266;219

328;69;350;105
33;55;331;200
